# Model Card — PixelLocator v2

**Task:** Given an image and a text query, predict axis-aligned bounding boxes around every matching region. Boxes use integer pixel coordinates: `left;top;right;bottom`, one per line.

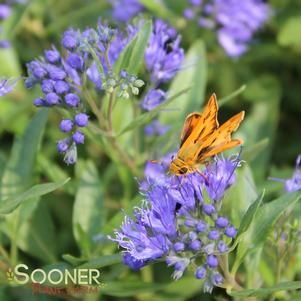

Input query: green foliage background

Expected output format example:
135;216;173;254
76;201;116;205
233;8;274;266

0;0;301;300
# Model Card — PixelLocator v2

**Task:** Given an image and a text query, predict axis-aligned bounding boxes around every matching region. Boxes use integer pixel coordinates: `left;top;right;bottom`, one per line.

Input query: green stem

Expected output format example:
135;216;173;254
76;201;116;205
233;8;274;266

107;90;115;133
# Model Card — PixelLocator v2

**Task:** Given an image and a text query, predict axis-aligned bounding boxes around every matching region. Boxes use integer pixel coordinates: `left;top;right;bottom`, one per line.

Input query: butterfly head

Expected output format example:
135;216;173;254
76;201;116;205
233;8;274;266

169;157;191;176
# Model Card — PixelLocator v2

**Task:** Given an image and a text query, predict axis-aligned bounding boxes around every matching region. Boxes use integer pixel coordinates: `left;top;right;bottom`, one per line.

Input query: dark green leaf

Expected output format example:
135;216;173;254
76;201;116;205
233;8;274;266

0;179;70;214
237;191;265;237
102;281;167;297
73;161;105;253
79;254;122;269
229;281;301;297
114;20;152;74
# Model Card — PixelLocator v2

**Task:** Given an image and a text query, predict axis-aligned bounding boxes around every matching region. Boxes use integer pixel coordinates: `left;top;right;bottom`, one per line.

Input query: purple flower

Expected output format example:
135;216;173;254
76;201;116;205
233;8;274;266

0;77;19;96
195;265;206;279
270;154;301;193
45;92;60;106
204;154;240;201
206;255;218;268
57;138;70;153
45;45;60;63
183;8;195;20
64;93;80;107
208;229;220;240
74;113;89;127
0;5;11;20
54;81;70;95
33;98;44;107
67;53;84;71
41;79;54;94
72;131;85;144
225;226;237;238
62;28;79;50
142;89;166;111
215;216;229;228
111;0;144;22
122;253;145;270
145;20;184;83
217;240;228;253
174;242;185;253
144;120;169;137
60;119;73;133
112;153;240;292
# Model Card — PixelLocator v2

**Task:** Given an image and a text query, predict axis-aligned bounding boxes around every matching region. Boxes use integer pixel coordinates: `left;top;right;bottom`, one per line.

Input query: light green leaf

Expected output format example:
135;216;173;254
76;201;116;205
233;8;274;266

278;17;301;47
0;109;49;198
102;281;167;297
73;161;105;253
219;85;246;107
160;40;207;126
229;281;301;297
236;191;265;237
0;179;70;215
232;191;301;274
114;20;152;75
79;254;122;269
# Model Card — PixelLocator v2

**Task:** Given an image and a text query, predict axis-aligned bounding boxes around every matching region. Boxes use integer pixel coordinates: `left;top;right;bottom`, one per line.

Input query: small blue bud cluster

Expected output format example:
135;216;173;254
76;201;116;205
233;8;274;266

26;38;89;165
25;20;145;164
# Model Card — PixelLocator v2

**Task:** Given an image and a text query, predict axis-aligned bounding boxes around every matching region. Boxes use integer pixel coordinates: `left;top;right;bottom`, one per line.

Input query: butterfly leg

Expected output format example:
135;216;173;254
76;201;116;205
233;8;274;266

196;170;209;185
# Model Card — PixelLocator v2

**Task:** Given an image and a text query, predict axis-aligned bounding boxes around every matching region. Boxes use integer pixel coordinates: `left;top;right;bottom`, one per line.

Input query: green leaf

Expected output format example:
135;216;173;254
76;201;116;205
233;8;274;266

0;179;70;215
15;202;58;263
291;291;301;301
118;87;190;136
278;17;301;47
236;191;265;237
229;281;301;297
79;254;122;269
160;40;207;126
73;161;105;253
138;0;176;21
219;85;246;107
114;20;152;74
232;191;301;274
0;109;49;198
62;254;87;266
102;281;167;297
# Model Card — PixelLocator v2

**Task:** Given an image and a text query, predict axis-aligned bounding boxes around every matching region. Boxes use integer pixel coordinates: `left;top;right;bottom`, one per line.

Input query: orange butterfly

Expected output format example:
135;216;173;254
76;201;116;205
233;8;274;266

169;93;245;176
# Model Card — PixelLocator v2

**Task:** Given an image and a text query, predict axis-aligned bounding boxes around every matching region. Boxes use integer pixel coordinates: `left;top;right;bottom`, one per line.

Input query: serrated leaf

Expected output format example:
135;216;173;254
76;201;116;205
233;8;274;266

229;281;301;297
0;179;70;214
114;20;152;74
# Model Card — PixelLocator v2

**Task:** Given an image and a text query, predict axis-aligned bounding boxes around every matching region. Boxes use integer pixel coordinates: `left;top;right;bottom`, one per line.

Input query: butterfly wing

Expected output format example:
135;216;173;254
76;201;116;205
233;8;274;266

196;111;245;162
178;94;219;163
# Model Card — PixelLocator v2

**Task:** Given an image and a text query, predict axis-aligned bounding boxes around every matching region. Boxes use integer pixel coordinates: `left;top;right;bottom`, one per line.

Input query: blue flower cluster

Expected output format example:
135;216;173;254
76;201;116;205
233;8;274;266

25;21;147;164
183;0;270;57
110;0;270;58
0;0;25;48
25;18;184;163
111;154;240;293
142;19;184;136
